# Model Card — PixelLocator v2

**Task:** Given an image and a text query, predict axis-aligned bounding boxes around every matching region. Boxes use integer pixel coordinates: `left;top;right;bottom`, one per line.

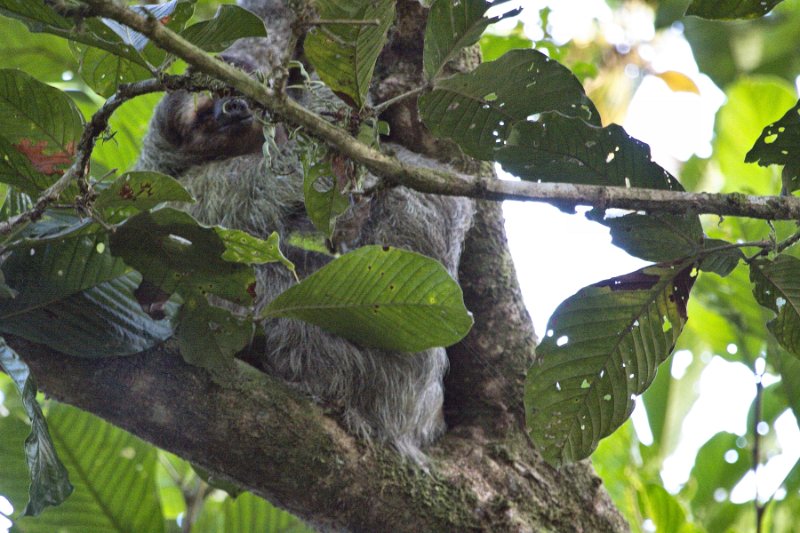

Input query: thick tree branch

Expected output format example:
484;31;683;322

69;0;800;222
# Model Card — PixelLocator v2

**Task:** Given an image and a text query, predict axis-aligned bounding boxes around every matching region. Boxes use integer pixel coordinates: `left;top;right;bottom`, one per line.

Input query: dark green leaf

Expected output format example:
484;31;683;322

305;0;395;109
526;262;696;465
72;45;152;98
180;4;267;52
94;171;194;214
0;338;73;516
423;0;519;80
598;212;703;263
745;99;800;193
774;347;800;421
175;296;253;375
750;255;800;356
419;49;600;160
686;0;784;20
109;208;255;306
263;245;472;351
498;118;682;191
699;239;744;277
0;69;83;194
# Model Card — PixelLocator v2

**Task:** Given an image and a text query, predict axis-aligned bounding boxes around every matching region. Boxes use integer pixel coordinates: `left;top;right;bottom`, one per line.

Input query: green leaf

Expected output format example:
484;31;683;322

0;17;77;83
498;118;682;190
304;0;395;109
91;92;162;175
0;339;73;517
302;144;351;236
598;212;704;263
750;255;800;356
180;4;267;52
422;0;520;80
216;228;294;271
94;171;194;214
72;45;153;98
175;296;254;375
775;349;800;423
263;245;472;351
525;262;696;465
419;49;600;160
109;208;255;306
686;0;784;19
744;99;800;193
698;239;744;277
0;401;165;531
0;69;83;194
222;492;312;533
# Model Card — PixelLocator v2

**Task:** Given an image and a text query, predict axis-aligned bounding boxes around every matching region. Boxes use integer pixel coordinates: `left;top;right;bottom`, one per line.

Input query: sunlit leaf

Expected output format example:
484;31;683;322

653;71;700;94
750;255;800;357
263;245;472;351
305;0;395;108
686;0;784;20
423;0;519;80
420;49;599;160
216;228;294;271
526;262;696;465
0;339;73;517
638;484;691;533
479;22;533;63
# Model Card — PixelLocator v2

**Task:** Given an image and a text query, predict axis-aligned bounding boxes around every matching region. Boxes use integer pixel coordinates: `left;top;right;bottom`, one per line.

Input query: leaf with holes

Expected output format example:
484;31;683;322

526;262;696;465
302;142;351;237
304;0;395;109
593;212;703;263
94;171;194;215
498;117;682;190
263;246;472;351
750;255;800;356
0;69;83;194
745;99;800;193
686;0;784;19
423;0;520;81
0;338;73;517
419;49;599;160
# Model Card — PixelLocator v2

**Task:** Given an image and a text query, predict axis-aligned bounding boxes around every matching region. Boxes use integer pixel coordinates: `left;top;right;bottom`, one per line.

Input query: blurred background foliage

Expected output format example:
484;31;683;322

2;0;800;531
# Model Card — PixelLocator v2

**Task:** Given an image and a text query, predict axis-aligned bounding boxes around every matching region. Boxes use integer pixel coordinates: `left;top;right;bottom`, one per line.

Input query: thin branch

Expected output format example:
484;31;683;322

300;18;380;26
752;364;765;533
373;85;430;115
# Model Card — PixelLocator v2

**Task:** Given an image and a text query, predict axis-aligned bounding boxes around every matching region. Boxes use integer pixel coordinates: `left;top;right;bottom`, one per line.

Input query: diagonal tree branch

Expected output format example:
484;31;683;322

66;0;800;222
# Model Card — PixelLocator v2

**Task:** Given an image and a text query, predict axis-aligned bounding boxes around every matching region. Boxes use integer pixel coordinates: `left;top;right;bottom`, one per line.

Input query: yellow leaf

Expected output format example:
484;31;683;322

653;70;700;94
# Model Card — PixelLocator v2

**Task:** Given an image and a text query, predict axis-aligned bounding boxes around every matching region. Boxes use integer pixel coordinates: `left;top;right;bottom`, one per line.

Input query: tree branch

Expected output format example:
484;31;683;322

68;0;800;222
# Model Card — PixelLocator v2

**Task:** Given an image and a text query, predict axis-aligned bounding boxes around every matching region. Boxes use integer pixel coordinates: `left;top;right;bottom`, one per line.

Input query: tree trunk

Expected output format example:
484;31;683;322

7;1;628;530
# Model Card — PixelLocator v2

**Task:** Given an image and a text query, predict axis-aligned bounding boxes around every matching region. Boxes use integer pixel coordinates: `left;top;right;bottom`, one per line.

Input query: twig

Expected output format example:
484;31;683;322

373;85;430;115
301;18;380;27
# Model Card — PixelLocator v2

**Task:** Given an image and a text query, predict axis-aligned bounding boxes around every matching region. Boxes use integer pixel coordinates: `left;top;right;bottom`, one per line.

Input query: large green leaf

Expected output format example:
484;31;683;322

0;339;73;517
0;401;164;532
750;255;800;357
304;0;395;109
686;0;784;19
180;4;267;52
0;17;77;83
638;484;693;533
525;262;696;465
422;0;519;81
598;213;703;263
0;69;83;194
419;49;600;161
263;245;472;351
301;143;351;236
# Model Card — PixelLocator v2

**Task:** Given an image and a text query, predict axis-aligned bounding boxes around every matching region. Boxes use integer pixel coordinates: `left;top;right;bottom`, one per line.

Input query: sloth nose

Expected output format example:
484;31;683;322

214;97;251;125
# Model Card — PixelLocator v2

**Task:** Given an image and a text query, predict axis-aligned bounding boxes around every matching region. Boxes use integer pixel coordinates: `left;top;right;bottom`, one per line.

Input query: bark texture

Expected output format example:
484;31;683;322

6;1;628;531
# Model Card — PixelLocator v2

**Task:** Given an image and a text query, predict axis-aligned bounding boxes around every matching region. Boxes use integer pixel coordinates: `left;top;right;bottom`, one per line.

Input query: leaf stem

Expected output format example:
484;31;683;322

373;85;430;114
